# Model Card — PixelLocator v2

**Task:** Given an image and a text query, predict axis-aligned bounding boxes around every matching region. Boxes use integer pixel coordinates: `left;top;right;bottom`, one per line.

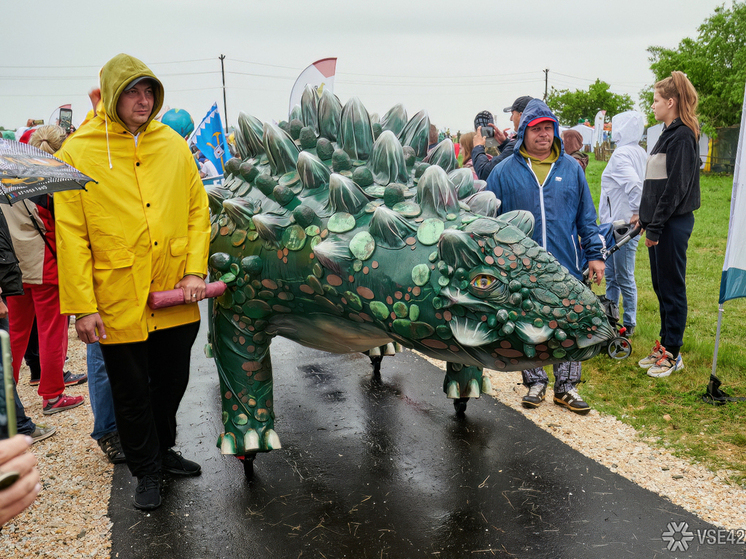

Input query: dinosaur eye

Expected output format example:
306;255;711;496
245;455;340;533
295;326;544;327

471;274;496;290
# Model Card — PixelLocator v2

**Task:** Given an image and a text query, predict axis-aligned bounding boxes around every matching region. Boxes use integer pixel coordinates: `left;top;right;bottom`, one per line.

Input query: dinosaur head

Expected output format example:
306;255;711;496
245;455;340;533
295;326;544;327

430;211;612;369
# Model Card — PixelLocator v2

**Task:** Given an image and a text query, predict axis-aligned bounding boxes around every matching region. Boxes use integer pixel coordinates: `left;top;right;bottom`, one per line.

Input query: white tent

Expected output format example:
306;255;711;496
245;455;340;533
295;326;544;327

569;124;594;147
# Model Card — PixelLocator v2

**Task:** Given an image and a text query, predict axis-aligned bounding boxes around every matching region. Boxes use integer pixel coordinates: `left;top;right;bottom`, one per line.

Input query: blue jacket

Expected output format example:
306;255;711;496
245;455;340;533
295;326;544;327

486;99;603;280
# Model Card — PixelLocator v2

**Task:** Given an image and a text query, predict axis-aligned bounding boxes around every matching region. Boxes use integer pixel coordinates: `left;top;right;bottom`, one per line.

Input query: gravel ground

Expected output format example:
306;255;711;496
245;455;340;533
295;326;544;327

1;328;113;559
3;334;746;558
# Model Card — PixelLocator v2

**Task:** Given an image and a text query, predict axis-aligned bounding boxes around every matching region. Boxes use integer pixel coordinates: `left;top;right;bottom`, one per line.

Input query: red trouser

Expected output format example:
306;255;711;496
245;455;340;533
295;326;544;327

7;283;69;400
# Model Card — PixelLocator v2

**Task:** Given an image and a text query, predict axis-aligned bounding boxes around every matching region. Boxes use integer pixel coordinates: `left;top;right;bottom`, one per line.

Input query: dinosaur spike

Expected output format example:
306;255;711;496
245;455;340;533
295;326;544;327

497;210;535;237
237;112;265;158
313;239;354;275
369;130;408;185
297;151;332;190
339;97;374;161
289;104;302;122
206;186;232;217
252;213;293;243
368;206;417;248
223;198;262;229
448;168;477;199
301;84;319;133
262;122;300;176
464;216;503;236
328;174;371;215
380;103;408;136
463;192;501;218
423;139;457;172
399;109;430;158
417;165;460;218
438;229;484;270
318;88;342;141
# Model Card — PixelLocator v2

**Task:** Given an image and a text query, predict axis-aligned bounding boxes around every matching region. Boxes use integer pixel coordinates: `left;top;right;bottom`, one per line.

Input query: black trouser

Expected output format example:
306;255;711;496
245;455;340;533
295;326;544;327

648;212;694;356
100;321;200;478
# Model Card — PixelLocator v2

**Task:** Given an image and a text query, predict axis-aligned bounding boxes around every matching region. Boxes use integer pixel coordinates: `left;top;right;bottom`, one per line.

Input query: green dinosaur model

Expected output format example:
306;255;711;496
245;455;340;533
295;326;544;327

206;86;613;473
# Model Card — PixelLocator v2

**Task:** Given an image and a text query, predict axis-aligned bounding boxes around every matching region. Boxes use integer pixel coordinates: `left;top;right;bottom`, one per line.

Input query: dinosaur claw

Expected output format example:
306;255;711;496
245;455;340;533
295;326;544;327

264;429;282;450
446;381;460;399
244;429;260;452
465;379;481;398
220;432;237;455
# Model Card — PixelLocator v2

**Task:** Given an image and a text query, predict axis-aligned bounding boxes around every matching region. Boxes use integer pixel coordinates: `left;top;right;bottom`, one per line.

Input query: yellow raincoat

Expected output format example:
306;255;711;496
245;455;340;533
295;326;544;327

55;54;210;344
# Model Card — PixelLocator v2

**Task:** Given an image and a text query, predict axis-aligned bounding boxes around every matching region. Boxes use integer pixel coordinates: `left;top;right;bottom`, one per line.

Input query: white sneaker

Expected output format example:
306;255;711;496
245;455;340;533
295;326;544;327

647;353;684;378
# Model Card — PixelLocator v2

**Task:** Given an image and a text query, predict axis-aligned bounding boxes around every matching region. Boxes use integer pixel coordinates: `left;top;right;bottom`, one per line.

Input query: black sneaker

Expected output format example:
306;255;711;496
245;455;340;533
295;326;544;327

134;474;161;511
98;431;126;464
553;388;591;415
63;371;88;386
161;449;201;476
522;382;547;409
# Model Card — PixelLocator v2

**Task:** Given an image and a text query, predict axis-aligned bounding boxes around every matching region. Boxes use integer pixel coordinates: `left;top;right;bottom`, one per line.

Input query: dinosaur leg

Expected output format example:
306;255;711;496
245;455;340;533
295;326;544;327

443;362;492;400
212;307;281;457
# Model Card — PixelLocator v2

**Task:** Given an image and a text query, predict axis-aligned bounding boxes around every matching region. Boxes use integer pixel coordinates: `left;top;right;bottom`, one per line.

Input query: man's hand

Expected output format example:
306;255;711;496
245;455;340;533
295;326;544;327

587;260;605;285
488;123;507;144
0;435;41;527
473;126;486;147
76;313;106;344
629;213;639;227
645;237;658;248
176;275;207;303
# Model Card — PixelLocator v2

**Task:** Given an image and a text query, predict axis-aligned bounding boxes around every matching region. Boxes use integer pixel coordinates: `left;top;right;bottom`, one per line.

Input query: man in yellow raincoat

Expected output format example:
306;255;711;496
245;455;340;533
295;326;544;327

55;53;210;511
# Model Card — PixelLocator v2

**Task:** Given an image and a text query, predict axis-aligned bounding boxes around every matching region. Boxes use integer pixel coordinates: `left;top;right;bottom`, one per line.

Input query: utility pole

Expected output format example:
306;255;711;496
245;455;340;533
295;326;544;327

543;68;549;101
220;54;228;127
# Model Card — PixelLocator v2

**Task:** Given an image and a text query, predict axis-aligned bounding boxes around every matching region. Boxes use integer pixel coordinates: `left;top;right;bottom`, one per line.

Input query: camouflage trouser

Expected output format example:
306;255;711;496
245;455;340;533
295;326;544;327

522;361;582;394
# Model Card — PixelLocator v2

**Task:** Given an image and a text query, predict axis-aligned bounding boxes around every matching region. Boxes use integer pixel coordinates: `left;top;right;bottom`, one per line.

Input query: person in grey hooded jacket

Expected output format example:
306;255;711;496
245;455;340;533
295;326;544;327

486;99;604;415
598;111;647;337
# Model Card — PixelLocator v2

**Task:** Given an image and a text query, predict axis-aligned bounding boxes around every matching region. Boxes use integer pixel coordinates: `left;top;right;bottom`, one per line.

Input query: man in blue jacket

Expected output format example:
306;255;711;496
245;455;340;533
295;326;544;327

486;99;605;415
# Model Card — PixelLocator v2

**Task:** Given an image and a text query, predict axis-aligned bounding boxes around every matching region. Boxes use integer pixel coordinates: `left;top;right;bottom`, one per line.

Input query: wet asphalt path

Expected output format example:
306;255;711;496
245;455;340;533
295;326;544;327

109;311;741;558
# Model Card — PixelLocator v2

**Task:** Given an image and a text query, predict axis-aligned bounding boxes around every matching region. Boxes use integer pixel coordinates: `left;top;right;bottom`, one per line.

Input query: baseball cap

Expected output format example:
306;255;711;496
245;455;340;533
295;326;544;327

503;96;533;114
526;116;557;127
124;76;154;91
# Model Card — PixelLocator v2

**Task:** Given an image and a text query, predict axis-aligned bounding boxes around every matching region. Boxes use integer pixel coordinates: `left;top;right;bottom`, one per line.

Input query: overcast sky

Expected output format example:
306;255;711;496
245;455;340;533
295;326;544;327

2;0;729;134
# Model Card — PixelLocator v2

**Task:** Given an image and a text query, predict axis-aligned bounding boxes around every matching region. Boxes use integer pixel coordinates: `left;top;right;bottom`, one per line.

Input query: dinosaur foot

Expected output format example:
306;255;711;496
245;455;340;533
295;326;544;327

443;363;492;400
218;428;282;456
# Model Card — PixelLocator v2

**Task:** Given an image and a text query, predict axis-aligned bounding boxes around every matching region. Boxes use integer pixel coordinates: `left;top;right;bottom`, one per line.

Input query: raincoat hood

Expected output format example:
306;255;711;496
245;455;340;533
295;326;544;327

100;53;164;135
611;110;644;146
514;99;563;157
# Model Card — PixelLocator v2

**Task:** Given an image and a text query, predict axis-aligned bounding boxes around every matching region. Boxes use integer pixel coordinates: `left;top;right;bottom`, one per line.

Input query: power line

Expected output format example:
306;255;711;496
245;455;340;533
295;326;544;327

0;58;215;70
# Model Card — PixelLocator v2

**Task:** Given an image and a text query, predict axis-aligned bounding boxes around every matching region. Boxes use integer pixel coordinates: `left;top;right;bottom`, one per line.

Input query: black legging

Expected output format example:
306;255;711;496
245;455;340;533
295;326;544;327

648;212;695;357
100;321;200;478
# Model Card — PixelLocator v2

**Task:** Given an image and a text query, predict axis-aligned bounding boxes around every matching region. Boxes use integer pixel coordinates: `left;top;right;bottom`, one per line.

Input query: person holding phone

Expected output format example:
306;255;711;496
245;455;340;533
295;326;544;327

472;96;534;180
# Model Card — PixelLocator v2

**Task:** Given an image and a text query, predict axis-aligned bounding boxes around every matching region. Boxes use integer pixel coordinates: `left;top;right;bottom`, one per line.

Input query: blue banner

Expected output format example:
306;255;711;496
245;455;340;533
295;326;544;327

194;103;229;174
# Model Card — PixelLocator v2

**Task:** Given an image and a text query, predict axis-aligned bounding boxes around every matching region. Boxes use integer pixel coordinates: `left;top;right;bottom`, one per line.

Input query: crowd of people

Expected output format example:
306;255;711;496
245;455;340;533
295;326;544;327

0;56;701;525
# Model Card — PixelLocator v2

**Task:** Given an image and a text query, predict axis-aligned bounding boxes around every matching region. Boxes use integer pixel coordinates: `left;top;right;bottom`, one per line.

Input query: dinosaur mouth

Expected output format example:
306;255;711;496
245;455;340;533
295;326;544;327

449;316;499;347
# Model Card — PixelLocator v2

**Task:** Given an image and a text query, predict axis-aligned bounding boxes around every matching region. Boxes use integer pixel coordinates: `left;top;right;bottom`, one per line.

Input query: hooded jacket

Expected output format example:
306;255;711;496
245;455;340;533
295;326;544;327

639;118;700;242
598;111;647;224
54;54;210;344
486;99;603;280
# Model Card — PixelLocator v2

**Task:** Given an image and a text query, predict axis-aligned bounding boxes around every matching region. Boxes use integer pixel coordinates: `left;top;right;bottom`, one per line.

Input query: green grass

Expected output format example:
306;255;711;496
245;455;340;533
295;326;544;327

582;158;746;483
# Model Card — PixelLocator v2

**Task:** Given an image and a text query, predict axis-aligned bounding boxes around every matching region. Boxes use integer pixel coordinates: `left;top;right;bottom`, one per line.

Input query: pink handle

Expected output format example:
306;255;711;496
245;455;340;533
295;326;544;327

147;281;227;309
